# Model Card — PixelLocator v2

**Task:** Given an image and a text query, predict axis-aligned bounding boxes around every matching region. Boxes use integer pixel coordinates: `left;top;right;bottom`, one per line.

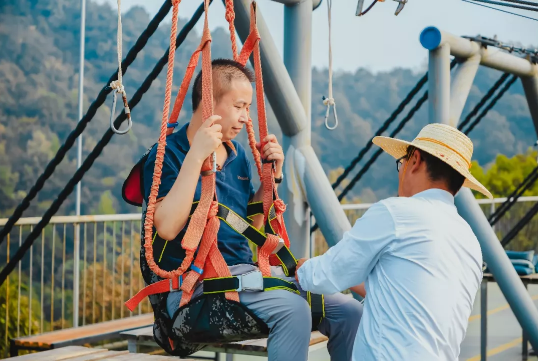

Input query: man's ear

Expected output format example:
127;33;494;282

409;150;422;173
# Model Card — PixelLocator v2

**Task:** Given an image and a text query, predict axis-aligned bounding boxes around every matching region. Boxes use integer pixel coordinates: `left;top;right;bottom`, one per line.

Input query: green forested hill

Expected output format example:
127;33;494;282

0;0;535;218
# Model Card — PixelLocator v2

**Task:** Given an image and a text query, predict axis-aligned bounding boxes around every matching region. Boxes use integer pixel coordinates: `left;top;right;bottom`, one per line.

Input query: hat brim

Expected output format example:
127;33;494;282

372;136;493;199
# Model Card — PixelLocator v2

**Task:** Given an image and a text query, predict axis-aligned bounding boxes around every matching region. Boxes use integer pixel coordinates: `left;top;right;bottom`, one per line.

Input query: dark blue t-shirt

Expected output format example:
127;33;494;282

143;123;256;271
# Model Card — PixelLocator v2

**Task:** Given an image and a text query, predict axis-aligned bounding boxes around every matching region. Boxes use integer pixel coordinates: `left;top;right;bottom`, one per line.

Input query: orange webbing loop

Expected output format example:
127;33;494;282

225;0;239;61
231;3;291;276
144;0;184;280
143;0;227;285
224;1;262;179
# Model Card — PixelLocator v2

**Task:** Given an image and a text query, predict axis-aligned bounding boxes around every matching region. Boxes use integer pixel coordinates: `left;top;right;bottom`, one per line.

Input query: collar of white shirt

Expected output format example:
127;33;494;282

411;188;455;205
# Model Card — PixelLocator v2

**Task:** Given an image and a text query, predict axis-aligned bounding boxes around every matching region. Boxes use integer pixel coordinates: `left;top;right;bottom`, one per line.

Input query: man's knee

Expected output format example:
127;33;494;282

335;297;363;330
269;290;312;331
343;298;363;324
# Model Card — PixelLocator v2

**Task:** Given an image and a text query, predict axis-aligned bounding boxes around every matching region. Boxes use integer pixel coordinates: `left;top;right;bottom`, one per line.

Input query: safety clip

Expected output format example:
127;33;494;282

393;0;407;15
323;96;338;130
169;275;183;292
109;87;133;135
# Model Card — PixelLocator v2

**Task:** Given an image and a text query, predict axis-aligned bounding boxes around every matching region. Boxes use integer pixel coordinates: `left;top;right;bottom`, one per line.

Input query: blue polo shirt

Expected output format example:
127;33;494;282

143;123;256;271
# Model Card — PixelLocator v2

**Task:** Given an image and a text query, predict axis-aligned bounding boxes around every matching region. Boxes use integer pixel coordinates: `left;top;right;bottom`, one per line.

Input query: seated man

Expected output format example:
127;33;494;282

296;124;489;360
142;58;363;361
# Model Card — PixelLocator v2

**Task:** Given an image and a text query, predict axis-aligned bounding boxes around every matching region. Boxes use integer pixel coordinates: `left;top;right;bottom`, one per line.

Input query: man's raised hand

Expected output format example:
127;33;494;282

257;134;284;177
190;115;223;163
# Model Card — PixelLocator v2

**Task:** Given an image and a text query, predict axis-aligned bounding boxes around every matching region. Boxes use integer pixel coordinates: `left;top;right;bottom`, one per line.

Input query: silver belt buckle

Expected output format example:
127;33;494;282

272;238;285;254
236;271;264;292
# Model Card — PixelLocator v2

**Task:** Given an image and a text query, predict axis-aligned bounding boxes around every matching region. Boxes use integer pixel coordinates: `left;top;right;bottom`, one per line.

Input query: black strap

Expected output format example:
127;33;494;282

247;202;263;219
153;202;325;327
203;276;300;294
308;292;325;330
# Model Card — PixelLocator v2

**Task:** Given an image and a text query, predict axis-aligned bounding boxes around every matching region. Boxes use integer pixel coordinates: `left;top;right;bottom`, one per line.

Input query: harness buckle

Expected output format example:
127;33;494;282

236;271;263;292
272;238;285;254
169;276;183;292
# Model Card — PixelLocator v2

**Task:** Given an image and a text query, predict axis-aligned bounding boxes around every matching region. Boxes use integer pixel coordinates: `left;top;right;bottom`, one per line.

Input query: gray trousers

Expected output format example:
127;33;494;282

167;265;363;361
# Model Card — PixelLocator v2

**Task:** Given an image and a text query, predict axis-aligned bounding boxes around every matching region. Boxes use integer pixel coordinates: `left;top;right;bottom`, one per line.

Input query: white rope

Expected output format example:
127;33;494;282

109;0;133;135
110;0;124;92
323;0;338;130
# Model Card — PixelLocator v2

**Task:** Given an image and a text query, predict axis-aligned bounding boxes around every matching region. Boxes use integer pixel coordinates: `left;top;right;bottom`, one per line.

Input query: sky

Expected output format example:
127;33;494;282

96;0;538;73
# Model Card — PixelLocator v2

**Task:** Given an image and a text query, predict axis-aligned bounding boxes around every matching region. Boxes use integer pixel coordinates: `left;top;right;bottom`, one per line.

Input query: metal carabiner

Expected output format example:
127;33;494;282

323;96;338;130
211;151;217;173
356;0;366;15
393;0;408;15
109;88;133;135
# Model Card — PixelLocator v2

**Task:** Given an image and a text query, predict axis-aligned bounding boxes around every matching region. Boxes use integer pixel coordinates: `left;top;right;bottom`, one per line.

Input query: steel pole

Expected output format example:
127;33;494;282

298;146;351;247
455;189;538;351
420;27;537;78
73;0;86;328
233;0;307;136
281;0;312;259
521;75;538;136
428;43;451;125
233;0;351;248
449;54;481;127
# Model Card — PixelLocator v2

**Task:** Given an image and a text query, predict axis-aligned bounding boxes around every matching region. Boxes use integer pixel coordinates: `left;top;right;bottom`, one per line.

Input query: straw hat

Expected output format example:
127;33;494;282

372;123;492;199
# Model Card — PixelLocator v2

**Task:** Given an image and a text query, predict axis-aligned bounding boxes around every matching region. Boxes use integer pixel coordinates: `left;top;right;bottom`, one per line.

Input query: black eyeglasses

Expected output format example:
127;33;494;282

396;156;406;172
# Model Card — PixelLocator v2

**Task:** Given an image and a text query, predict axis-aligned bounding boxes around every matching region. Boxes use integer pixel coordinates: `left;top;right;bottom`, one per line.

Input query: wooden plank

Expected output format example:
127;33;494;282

120;326;153;341
101;353;193;361
63;350;130;361
5;347;106;361
12;314;153;347
309;331;329;346
121;325;328;357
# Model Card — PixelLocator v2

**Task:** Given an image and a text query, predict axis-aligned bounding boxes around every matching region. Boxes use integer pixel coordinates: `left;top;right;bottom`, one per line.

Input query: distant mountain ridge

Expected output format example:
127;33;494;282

0;0;535;217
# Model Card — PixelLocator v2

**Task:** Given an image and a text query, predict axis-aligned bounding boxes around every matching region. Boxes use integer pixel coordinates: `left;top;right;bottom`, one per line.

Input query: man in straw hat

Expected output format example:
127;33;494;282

296;123;491;360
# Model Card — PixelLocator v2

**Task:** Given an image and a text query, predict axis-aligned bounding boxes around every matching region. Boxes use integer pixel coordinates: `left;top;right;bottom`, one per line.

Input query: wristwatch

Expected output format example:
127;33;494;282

274;174;284;184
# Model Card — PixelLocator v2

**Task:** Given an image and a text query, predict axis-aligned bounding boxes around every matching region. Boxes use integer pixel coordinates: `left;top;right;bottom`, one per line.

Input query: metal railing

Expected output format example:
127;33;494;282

311;196;538;257
2;196;538;356
0;213;151;357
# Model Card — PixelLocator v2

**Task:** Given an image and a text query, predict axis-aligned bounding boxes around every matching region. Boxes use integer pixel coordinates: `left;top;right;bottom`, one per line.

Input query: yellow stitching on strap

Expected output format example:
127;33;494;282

158;240;168;263
264;287;300;294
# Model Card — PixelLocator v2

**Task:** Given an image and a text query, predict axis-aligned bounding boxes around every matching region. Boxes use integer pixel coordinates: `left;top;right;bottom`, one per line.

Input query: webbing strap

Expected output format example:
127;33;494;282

247;201;263;219
308;292;325;328
125;276;182;312
153;202;298;276
203;276;299;294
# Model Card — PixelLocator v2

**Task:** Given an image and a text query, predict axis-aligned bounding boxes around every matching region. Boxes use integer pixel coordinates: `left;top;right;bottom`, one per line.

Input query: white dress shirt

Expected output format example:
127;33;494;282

298;189;483;360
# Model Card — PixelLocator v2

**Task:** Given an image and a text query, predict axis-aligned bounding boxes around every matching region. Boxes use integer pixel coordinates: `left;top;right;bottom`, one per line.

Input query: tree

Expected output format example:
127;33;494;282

471;149;538;252
0;277;41;358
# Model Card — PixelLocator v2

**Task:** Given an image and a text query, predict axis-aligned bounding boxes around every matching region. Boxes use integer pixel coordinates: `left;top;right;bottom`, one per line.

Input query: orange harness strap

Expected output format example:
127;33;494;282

232;4;292;274
128;1;295;312
138;0;237;304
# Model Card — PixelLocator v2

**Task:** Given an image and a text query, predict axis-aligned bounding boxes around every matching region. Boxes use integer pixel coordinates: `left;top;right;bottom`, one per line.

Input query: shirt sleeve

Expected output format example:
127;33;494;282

297;201;396;295
143;144;182;203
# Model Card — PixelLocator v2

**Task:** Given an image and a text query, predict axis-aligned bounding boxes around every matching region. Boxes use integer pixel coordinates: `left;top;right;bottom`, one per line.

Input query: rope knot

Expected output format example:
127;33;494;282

208;201;219;219
225;9;235;22
109;80;124;93
323;96;335;106
274;199;286;214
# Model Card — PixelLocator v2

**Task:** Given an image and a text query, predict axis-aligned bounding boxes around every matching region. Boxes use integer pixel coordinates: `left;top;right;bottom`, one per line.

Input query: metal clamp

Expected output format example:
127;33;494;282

211;151;217;173
110;88;133;135
272;238;285;255
236;271;264;292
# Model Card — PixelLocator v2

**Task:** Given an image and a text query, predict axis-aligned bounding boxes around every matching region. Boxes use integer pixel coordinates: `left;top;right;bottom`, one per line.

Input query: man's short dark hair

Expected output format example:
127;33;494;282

192;58;255;111
405;146;465;194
